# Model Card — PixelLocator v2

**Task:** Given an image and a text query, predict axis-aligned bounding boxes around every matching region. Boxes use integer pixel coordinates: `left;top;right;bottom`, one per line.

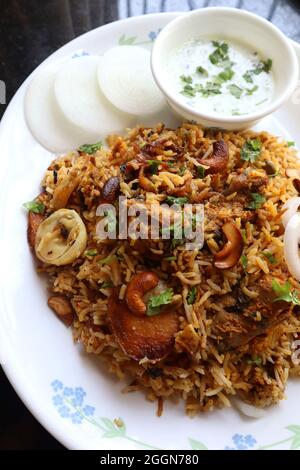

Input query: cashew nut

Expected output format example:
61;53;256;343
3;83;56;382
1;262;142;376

125;272;160;317
35;209;87;265
198;140;229;175
214;222;243;270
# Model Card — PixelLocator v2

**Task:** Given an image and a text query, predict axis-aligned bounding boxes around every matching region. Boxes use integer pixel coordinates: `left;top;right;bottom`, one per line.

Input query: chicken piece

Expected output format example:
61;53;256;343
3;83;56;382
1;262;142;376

27;212;44;250
225;171;268;195
48;295;75;326
213;278;291;351
198;140;229;175
175;324;200;357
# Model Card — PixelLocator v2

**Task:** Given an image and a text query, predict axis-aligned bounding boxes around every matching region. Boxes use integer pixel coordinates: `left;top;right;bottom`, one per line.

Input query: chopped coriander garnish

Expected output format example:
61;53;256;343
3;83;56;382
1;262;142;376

243;70;254;84
100;280;113;289
240;254;248;271
262;251;277;265
287;141;295;148
272;280;300;305
180;74;193;84
228;84;243;99
241;229;247;244
243;59;272;84
181;84;196;97
187;286;197;305
196;66;208;77
247;356;262;366
217;68;234;83
197;165;206;179
241;139;262;163
165;196;189;205
78;141;102;154
246;85;258;95
246;193;266;210
164;256;176;261
209;41;229;66
147;288;174;316
178;166;186;176
255;98;268;107
147;160;160;174
98;255;116;265
197;81;222;97
23;200;45;214
85;249;98;257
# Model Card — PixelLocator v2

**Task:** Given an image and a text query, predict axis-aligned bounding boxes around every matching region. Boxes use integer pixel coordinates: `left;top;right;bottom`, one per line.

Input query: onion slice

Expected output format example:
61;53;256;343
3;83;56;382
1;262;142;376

232;398;266;419
54;55;135;140
282;197;300;228
284;212;300;281
24;61;91;152
97;46;166;116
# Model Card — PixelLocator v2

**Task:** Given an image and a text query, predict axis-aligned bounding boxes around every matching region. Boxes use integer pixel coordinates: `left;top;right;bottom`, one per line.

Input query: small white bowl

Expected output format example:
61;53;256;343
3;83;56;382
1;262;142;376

151;7;299;130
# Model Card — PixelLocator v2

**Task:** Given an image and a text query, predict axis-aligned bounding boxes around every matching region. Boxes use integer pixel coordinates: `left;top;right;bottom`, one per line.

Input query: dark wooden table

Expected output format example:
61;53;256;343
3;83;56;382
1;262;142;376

0;0;300;450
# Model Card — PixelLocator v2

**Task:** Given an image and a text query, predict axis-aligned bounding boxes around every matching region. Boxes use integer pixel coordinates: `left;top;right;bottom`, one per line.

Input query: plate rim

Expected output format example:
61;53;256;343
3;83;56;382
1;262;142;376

0;11;300;450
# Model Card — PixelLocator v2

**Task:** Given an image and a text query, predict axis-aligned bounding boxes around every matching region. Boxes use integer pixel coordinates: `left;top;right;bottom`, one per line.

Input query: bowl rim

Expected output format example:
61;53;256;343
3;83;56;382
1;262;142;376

151;6;299;125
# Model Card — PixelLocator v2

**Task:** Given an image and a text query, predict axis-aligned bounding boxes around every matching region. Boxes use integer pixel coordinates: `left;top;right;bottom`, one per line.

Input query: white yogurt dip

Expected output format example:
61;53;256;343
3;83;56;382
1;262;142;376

167;39;274;117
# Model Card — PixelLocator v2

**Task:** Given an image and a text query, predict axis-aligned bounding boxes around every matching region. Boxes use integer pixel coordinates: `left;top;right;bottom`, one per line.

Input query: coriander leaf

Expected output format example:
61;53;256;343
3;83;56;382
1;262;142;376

240;254;248;271
247;356;262;366
243;71;253;83
209;42;229;66
79;141;102;154
240;138;262;163
262;251;277;264
246;193;266;210
187;286;197;305
178;166;186;176
147;160;160;174
23;200;45;214
197;166;206;178
272;279;300;305
85;249;98;257
98;255;116;265
181;84;196;97
100;280;113;289
246;85;258;95
180;74;193;84
228;84;243;99
260;58;273;73
241;229;247;244
164;256;176;261
197;82;222;97
196;66;208;77
243;59;272;85
165;196;189;205
147;288;174;316
217;68;234;83
287;141;295;148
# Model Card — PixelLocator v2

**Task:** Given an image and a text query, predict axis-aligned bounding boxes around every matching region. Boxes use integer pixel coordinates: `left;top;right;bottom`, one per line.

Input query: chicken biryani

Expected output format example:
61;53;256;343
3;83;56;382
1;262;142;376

25;122;300;416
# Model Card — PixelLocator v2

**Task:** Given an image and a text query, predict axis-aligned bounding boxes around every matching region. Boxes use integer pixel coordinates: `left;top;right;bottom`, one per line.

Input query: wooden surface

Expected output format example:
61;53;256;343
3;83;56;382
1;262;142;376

0;0;300;450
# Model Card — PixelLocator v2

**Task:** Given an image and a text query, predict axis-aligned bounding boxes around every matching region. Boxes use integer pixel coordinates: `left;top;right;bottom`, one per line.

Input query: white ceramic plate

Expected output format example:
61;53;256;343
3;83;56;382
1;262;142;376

1;12;300;451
